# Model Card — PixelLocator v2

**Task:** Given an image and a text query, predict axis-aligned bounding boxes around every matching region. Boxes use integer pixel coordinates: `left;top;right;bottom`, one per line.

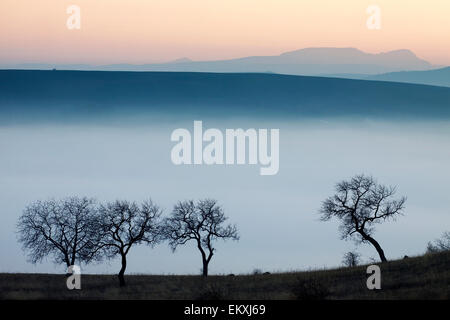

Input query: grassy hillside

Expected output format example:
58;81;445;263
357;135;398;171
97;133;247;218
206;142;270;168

1;70;450;124
1;251;448;300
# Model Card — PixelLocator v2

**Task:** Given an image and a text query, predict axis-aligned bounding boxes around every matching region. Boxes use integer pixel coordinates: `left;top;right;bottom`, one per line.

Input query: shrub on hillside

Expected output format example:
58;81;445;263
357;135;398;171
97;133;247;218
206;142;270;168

427;231;450;253
291;277;330;300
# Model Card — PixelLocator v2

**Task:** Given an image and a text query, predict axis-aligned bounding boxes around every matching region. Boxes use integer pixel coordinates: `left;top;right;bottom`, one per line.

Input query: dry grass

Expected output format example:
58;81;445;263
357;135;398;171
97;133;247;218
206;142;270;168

1;251;449;300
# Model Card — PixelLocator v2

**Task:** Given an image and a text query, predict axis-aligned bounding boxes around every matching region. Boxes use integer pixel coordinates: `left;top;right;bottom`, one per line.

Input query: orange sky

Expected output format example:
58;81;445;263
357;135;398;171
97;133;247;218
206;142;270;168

0;0;449;65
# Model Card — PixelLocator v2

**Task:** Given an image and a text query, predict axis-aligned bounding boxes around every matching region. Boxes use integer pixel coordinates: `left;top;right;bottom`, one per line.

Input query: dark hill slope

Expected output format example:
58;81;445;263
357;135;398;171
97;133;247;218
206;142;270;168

0;70;449;123
0;251;449;299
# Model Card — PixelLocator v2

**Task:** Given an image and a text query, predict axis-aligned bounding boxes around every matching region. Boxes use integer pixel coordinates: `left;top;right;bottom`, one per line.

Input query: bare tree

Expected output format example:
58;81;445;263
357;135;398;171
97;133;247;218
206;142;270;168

342;251;361;267
164;199;239;277
427;231;450;253
98;199;162;286
17;197;102;269
320;174;406;262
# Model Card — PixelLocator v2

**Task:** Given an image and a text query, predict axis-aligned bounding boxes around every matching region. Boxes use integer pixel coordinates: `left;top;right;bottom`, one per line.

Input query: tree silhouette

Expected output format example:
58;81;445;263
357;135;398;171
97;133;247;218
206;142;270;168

97;199;162;286
427;231;450;253
17;197;102;269
342;251;361;267
164;199;239;277
320;174;406;262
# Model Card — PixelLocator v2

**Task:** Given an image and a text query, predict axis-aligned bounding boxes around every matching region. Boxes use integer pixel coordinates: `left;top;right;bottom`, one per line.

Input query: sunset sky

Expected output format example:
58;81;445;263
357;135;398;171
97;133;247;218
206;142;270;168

0;0;449;65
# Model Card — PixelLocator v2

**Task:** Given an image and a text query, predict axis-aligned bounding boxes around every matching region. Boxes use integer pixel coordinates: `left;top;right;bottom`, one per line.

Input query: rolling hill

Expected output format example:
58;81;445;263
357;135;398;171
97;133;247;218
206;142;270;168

367;67;450;88
0;251;448;299
1;70;449;124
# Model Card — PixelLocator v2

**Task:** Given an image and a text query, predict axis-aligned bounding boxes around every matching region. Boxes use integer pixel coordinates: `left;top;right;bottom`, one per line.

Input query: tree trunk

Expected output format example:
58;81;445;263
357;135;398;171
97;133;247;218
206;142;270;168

118;253;127;286
65;262;71;277
360;232;387;262
202;258;209;277
197;242;209;277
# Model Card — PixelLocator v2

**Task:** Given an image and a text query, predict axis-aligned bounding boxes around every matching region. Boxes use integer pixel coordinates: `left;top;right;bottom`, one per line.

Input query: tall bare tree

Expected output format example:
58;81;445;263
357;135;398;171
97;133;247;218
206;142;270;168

164;199;239;277
17;197;102;269
320;174;406;262
98;199;162;286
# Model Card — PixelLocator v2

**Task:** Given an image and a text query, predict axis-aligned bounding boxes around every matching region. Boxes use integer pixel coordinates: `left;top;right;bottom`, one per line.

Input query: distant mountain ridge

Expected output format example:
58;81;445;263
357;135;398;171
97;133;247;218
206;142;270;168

0;47;434;76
